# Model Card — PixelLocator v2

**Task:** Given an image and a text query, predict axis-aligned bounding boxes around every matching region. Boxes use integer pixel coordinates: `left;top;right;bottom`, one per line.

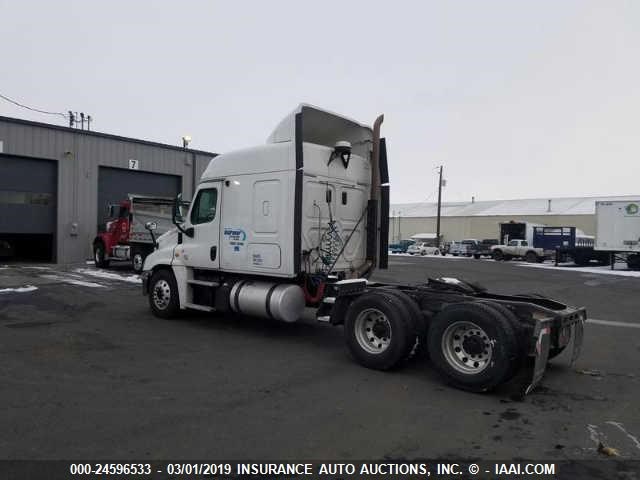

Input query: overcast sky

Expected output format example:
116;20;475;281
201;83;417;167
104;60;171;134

1;0;638;203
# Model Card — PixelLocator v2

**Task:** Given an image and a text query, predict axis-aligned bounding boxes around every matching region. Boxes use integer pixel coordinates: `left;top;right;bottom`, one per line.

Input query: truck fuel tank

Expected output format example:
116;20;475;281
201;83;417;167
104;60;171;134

229;281;305;323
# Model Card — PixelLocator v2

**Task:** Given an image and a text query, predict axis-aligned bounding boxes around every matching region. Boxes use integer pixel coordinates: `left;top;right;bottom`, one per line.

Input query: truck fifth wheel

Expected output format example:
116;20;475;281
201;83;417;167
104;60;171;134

141;104;586;393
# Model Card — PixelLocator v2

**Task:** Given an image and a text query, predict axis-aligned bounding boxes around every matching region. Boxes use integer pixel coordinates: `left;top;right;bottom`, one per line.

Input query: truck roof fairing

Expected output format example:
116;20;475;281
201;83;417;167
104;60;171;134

267;104;373;150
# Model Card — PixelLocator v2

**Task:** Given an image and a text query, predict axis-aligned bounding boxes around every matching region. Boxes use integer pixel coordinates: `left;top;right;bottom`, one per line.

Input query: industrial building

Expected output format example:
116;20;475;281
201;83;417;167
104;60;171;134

390;195;638;243
0;116;216;264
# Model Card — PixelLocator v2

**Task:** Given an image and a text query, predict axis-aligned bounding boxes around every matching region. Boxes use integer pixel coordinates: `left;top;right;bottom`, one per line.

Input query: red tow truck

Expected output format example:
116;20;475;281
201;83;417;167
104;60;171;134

93;195;176;272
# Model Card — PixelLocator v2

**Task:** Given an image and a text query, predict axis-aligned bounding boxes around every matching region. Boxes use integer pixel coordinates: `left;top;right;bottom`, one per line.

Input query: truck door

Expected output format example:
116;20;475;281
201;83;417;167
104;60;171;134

181;182;222;269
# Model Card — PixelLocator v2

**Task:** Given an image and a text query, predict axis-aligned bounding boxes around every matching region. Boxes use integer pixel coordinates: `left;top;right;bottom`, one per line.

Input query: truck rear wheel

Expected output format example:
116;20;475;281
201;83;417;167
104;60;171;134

525;251;537;263
380;288;428;359
149;269;180;319
428;302;519;392
344;291;414;370
93;242;109;268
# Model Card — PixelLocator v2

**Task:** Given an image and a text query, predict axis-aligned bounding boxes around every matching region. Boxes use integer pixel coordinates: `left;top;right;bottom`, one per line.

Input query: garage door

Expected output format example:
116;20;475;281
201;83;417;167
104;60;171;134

0;155;57;261
97;167;181;226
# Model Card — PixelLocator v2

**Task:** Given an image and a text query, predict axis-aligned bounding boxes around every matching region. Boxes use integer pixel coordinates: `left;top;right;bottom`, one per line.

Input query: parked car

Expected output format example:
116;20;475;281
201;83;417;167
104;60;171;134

407;242;441;256
460;239;480;257
474;238;499;259
389;239;415;254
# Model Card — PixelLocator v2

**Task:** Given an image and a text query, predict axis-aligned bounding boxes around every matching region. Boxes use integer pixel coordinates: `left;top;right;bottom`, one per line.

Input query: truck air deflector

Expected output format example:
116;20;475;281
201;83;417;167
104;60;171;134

378;138;389;269
293;112;303;274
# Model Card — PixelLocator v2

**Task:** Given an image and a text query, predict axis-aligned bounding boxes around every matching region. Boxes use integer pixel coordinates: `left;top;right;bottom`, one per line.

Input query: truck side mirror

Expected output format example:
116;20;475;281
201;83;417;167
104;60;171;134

145;221;158;249
172;203;185;224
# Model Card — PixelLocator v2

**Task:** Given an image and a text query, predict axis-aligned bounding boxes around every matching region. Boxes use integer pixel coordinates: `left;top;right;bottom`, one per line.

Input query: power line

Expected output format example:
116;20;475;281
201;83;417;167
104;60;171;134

0;92;69;118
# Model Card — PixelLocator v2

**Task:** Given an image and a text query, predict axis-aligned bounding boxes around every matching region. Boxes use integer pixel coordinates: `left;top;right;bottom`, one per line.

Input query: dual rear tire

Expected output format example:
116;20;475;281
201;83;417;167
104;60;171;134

344;292;521;392
427;302;520;392
344;292;417;371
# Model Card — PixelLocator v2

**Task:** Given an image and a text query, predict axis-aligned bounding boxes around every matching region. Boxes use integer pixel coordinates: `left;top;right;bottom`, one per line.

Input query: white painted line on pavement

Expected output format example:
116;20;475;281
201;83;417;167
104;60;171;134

587;318;640;329
606;421;640;451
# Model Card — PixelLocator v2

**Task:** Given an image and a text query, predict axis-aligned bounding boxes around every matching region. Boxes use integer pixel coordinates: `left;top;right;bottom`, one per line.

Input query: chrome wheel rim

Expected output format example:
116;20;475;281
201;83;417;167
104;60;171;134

441;321;492;374
94;248;101;263
354;308;392;354
152;279;171;310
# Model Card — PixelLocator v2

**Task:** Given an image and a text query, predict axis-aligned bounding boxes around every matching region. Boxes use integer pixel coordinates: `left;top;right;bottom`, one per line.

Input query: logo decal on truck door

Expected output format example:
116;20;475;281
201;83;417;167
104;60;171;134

223;228;247;252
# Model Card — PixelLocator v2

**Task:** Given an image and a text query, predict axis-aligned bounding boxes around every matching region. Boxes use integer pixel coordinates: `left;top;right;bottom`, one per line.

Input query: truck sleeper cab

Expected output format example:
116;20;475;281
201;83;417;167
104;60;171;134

142;104;586;394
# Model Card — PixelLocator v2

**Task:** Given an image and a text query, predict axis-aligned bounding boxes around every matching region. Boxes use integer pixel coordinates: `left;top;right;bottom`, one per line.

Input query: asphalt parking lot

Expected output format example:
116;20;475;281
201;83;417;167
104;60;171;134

1;256;639;461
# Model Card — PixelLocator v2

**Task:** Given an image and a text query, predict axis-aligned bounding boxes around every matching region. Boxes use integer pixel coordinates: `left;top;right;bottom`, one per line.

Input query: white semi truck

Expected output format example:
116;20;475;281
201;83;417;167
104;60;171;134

141;105;586;393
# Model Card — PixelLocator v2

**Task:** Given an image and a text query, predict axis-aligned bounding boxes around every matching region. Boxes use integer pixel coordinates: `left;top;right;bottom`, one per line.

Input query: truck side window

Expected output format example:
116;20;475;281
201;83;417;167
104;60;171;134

521;240;528;246
191;188;218;225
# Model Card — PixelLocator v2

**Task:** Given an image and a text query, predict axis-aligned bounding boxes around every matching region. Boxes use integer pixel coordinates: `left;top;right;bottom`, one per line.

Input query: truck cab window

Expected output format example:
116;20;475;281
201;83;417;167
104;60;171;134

191;188;218;225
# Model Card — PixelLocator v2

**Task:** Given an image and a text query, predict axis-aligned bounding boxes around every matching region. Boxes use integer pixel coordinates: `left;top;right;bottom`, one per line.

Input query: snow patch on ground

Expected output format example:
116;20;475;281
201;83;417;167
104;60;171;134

0;285;38;294
74;268;141;284
520;263;640;278
40;274;106;288
439;277;462;284
389;252;469;260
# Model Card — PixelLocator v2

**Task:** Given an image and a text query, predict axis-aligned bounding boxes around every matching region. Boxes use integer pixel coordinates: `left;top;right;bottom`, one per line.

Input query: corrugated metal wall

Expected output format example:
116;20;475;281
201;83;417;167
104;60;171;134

0;117;214;264
389;215;596;243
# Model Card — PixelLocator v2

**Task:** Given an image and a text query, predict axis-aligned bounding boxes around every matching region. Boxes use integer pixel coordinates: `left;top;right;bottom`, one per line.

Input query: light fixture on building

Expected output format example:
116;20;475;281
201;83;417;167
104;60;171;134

182;135;192;148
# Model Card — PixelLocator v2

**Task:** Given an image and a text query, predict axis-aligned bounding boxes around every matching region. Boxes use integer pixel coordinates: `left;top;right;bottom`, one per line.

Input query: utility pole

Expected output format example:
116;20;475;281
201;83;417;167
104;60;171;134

436;165;443;247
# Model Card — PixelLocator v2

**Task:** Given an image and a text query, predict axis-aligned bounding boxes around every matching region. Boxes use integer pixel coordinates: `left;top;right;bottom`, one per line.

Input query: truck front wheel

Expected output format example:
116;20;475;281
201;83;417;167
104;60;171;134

149;269;180;319
344;292;414;370
428;302;518;392
93;243;109;268
492;250;503;261
131;250;145;273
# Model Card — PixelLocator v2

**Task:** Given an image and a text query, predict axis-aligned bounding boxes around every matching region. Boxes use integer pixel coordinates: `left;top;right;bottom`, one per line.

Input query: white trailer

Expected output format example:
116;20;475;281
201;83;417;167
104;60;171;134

141;105;586;394
595;200;640;269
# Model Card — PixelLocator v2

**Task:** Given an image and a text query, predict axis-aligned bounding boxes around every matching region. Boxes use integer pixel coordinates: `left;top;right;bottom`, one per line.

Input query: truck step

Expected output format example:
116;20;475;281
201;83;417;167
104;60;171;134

316;315;331;322
187;279;220;287
184;302;215;312
322;296;336;304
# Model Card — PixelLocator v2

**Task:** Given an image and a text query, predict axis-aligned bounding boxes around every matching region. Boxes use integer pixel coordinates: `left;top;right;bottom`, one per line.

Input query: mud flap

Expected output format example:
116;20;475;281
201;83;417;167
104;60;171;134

524;322;551;395
570;318;585;366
